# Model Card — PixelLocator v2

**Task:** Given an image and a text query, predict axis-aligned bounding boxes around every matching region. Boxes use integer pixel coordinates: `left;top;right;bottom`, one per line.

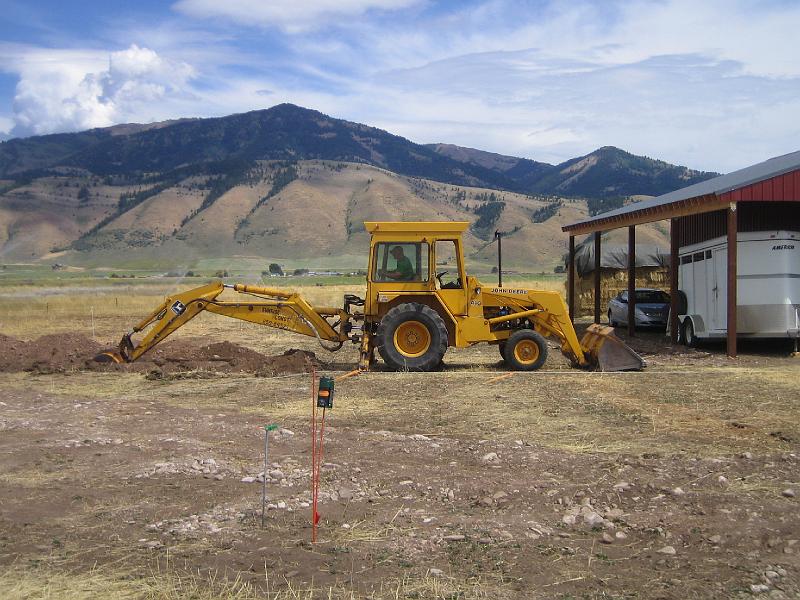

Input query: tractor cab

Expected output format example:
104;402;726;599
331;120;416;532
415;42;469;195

364;221;473;320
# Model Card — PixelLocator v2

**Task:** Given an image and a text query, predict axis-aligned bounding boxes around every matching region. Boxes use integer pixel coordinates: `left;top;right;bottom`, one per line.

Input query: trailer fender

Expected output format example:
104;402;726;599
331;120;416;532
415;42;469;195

687;314;706;333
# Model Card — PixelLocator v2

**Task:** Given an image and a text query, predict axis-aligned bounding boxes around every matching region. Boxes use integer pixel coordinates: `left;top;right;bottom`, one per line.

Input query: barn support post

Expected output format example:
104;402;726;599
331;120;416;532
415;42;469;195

727;203;738;358
627;225;636;336
568;235;575;322
593;232;602;324
669;218;680;343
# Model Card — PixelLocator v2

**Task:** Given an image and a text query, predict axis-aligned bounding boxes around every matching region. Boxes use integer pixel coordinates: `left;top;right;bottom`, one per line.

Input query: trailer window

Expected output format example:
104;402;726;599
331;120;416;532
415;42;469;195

680;255;693;265
705;250;712;259
372;242;429;282
693;252;704;262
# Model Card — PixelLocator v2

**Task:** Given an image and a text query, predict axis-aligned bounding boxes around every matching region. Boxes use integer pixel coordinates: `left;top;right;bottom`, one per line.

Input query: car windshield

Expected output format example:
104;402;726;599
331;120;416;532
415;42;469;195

635;290;669;303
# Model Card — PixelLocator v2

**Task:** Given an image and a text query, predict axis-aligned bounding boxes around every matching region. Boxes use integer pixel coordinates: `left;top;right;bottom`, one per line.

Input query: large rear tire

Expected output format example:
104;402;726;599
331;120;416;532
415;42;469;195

376;303;448;372
498;341;508;363
505;330;548;371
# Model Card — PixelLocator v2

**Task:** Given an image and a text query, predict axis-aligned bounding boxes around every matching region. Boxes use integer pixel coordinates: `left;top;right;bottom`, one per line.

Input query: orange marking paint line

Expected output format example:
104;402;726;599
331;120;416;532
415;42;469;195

486;372;515;384
336;369;361;381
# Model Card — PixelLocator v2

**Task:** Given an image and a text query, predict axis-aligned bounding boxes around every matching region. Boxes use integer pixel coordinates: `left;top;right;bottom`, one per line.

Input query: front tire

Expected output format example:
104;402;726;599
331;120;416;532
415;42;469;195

376;303;448;371
505;330;548;371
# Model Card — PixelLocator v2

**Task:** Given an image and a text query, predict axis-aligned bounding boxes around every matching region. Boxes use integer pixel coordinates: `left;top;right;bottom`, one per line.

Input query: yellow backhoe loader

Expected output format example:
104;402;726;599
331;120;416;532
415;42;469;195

96;222;644;372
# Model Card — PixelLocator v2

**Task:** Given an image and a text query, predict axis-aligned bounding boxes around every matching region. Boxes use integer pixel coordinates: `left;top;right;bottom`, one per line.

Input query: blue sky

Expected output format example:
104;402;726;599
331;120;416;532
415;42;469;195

0;0;798;172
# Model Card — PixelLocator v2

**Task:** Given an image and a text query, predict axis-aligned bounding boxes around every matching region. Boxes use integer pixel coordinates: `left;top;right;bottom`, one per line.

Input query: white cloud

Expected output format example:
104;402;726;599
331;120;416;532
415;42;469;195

1;0;799;173
3;44;196;136
356;49;800;171
0;115;13;137
272;0;800;171
172;0;421;32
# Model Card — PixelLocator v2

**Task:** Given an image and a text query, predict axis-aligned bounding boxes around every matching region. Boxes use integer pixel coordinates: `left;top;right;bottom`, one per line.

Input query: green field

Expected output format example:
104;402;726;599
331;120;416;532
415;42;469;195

0;263;565;289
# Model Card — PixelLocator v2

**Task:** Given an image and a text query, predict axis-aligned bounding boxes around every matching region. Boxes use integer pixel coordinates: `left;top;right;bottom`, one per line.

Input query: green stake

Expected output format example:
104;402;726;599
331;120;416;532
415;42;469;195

262;424;278;528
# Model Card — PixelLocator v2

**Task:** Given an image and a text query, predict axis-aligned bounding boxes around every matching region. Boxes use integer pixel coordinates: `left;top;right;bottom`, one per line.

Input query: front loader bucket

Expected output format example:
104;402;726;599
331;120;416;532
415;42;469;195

580;324;645;372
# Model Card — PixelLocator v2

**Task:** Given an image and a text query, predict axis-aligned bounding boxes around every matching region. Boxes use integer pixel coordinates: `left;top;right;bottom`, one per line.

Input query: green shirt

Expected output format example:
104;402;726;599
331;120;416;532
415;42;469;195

395;256;414;280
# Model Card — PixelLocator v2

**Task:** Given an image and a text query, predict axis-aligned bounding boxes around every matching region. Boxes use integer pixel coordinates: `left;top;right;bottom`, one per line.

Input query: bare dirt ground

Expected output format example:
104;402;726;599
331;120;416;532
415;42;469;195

0;309;799;597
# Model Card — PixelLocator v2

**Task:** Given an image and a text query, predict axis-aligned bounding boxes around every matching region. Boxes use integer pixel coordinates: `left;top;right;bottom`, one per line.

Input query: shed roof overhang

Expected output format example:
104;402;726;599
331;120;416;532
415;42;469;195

562;194;730;236
562;150;800;236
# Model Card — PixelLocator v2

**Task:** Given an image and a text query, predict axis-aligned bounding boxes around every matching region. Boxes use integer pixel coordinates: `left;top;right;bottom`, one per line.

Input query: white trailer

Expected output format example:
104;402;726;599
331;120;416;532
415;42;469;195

678;230;800;344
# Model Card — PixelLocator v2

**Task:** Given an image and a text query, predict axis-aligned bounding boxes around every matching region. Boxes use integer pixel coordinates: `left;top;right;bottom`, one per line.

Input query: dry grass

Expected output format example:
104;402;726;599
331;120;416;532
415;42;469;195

9;355;796;458
0;562;508;600
0;282;366;341
0;563;258;600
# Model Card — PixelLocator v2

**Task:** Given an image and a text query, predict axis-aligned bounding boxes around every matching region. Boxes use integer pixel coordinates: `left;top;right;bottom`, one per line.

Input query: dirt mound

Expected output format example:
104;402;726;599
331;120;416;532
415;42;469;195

0;333;105;373
142;340;316;376
146;340;276;372
254;349;317;377
0;333;316;376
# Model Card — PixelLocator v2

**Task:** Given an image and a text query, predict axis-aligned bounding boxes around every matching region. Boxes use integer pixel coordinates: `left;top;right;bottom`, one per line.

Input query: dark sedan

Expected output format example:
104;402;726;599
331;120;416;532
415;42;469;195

607;288;670;329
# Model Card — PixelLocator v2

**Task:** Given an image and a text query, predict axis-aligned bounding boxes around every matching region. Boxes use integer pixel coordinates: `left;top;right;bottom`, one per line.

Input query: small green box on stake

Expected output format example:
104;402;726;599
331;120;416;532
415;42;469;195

317;376;334;409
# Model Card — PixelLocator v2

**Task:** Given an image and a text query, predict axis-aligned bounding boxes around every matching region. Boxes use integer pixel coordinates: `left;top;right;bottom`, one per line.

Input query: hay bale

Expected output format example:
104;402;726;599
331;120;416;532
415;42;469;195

568;266;669;317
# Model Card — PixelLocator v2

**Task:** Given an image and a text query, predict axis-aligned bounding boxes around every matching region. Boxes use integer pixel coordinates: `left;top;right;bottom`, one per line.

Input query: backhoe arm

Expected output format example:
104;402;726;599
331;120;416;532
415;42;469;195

97;281;351;363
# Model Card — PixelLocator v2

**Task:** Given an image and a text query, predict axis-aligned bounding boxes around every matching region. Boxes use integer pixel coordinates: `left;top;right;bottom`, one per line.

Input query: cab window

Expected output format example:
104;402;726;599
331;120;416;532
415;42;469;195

372;242;429;282
434;240;463;289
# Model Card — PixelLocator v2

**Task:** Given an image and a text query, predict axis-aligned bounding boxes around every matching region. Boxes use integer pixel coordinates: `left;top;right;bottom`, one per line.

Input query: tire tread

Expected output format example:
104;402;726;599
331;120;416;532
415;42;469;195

376;303;448;371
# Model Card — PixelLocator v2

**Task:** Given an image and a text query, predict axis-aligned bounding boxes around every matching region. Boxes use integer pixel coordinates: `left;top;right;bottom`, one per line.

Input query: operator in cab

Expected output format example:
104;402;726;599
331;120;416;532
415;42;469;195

382;246;415;281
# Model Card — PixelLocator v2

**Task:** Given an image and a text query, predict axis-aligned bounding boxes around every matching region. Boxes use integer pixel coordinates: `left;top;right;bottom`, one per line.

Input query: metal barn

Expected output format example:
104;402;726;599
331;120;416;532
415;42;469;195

562;150;800;357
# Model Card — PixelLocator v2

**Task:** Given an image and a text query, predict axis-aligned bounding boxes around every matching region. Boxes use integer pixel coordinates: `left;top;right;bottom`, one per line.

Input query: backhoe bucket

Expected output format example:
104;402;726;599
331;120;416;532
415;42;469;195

93;350;125;364
92;333;134;364
580;324;645;372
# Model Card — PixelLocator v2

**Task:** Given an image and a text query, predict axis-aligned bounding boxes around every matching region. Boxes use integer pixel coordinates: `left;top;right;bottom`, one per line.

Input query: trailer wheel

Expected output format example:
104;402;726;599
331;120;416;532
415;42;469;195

608;310;618;327
376;303;448;372
681;318;698;348
505;330;548;371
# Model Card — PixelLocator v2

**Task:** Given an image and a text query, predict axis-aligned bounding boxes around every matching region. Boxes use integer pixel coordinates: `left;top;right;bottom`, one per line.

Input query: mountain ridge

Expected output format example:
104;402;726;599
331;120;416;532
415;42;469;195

0;103;718;199
0;104;713;268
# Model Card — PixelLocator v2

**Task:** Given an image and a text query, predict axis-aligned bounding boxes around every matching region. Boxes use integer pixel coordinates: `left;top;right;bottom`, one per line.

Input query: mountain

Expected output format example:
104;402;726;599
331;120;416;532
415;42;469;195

0;104;716;196
0;104;512;191
528;146;715;199
0;158;670;269
426;143;717;200
0;104;714;268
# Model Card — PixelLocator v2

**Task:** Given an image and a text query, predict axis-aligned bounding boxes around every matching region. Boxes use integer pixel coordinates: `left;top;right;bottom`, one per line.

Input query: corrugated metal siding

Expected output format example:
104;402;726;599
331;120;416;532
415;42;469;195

720;169;800;202
739;201;800;231
678;202;800;247
678;211;726;246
